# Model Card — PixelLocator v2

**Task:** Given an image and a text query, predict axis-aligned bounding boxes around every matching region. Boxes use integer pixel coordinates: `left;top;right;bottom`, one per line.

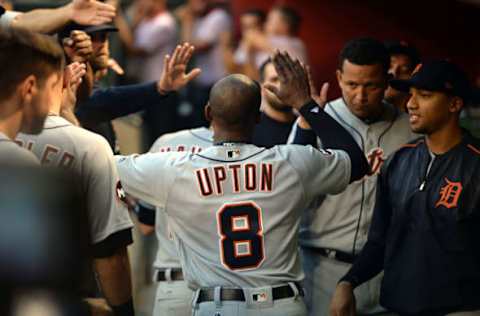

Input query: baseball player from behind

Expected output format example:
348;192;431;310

115;51;370;316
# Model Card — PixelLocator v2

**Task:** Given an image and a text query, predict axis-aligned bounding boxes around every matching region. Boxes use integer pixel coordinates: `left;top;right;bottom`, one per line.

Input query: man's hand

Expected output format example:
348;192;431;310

63;30;93;63
68;0;116;26
264;51;312;110
84;298;113;316
61;62;86;125
298;67;330;129
157;43;201;94
329;282;356;316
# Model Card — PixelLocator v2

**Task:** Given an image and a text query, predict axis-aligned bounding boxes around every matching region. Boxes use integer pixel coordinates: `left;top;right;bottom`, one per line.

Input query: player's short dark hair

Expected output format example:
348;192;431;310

243;9;266;24
338;37;390;74
259;58;273;83
0;28;65;101
272;5;301;35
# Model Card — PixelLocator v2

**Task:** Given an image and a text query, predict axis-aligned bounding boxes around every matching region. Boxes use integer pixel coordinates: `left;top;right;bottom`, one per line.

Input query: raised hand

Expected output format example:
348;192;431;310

297;67;330;129
63;30;93;63
263;51;312;110
307;66;329;109
157;43;202;94
61;62;87;125
70;0;116;26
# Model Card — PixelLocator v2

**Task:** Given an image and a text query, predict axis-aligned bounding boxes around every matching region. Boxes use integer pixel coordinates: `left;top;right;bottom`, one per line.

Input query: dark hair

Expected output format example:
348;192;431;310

338;37;390;74
243;9;266;25
259;58;273;82
272;5;301;35
0;28;65;101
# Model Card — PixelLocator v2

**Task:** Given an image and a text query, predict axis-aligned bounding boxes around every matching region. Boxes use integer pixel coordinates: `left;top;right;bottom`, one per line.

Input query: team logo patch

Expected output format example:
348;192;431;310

367;148;385;176
435;178;462;209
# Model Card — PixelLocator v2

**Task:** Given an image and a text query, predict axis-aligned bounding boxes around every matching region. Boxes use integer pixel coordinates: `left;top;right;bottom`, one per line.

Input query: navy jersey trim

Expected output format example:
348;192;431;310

91;228;133;258
195;148;267;163
43;124;72;130
189;129;212;143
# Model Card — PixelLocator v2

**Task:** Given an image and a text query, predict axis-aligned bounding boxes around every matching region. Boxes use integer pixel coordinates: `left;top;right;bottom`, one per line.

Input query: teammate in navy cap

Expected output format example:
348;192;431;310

331;60;480;316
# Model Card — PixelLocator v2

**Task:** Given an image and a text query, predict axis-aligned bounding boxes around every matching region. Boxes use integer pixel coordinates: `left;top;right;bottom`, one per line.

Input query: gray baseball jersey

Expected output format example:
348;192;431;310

0;132;39;166
294;98;416;253
116;143;351;289
16;115;133;244
149;127;213;269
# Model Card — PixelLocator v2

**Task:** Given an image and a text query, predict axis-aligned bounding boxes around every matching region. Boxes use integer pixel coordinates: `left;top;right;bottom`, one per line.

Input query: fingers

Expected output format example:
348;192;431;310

179;43;195;65
319;82;329;104
271;51;289;83
184;68;202;82
163;54;171;75
263;82;281;98
94;1;116;18
108;58;124;75
171;44;182;66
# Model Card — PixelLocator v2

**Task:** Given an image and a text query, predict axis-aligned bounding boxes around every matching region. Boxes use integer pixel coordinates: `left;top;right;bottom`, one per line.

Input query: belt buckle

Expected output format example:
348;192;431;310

252;290;268;302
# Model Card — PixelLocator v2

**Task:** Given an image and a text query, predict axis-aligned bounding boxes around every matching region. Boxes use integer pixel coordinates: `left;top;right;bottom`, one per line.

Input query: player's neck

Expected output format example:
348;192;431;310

426;121;463;155
213;129;252;144
49;103;61;116
0;101;23;139
262;103;295;123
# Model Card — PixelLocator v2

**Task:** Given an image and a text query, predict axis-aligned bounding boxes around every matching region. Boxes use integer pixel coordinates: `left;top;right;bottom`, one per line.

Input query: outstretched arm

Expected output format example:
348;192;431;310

11;0;116;34
76;43;201;125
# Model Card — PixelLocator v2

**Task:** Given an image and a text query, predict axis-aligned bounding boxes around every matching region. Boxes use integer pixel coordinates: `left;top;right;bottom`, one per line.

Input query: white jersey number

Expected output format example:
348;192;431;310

217;201;265;271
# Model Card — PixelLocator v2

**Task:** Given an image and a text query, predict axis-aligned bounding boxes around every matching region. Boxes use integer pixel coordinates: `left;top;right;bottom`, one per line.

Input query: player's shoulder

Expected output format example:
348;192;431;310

151;127;212;152
63;124;113;154
0;139;39;166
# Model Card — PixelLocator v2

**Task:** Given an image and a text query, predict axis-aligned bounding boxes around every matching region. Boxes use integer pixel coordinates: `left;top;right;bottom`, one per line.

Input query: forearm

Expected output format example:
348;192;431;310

339;239;385;288
11;4;72;33
94;247;133;307
299;101;370;182
76;82;168;124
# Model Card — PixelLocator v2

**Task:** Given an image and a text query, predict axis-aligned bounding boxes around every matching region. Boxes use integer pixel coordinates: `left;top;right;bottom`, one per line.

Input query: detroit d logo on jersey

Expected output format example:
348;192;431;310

435;178;463;209
367;148;385;176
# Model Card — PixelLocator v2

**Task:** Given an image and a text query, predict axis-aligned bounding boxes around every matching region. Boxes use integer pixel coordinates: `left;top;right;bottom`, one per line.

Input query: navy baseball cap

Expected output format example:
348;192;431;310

390;60;471;102
384;40;420;66
58;23;118;40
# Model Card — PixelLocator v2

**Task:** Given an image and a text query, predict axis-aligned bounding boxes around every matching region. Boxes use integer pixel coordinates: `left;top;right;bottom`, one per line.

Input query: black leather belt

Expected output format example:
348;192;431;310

197;283;304;303
155;269;184;281
310;247;357;264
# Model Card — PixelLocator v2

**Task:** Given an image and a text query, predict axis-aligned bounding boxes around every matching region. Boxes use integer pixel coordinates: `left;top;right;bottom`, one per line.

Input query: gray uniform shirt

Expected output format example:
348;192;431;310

16;115;133;244
149;127;213;269
0;132;39;166
295;98;416;254
116;143;351;288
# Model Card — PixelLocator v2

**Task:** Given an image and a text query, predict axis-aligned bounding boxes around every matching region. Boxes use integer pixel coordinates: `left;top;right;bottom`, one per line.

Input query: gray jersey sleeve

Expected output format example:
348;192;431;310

280;145;351;203
115;152;181;208
85;137;133;243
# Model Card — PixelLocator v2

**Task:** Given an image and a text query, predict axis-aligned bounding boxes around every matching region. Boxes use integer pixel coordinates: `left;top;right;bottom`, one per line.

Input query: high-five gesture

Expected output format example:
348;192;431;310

157;43;201;94
264;51;311;110
70;0;117;26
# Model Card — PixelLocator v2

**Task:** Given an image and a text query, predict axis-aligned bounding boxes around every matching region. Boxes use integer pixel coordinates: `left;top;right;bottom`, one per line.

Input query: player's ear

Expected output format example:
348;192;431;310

205;103;212;122
449;96;463;114
335;69;342;86
18;75;37;108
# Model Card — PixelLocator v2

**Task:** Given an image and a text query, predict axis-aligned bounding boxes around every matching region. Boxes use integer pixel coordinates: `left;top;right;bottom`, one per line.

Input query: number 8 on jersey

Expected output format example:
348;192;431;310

217;201;265;271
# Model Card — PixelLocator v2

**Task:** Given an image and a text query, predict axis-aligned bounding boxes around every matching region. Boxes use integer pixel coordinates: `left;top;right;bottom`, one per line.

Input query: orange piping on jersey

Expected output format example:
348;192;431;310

467;144;480;156
399;139;424;149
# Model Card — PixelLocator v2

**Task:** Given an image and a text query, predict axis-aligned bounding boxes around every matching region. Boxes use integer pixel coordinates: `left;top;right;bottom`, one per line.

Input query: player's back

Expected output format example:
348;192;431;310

16;115;132;244
118;142;350;288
